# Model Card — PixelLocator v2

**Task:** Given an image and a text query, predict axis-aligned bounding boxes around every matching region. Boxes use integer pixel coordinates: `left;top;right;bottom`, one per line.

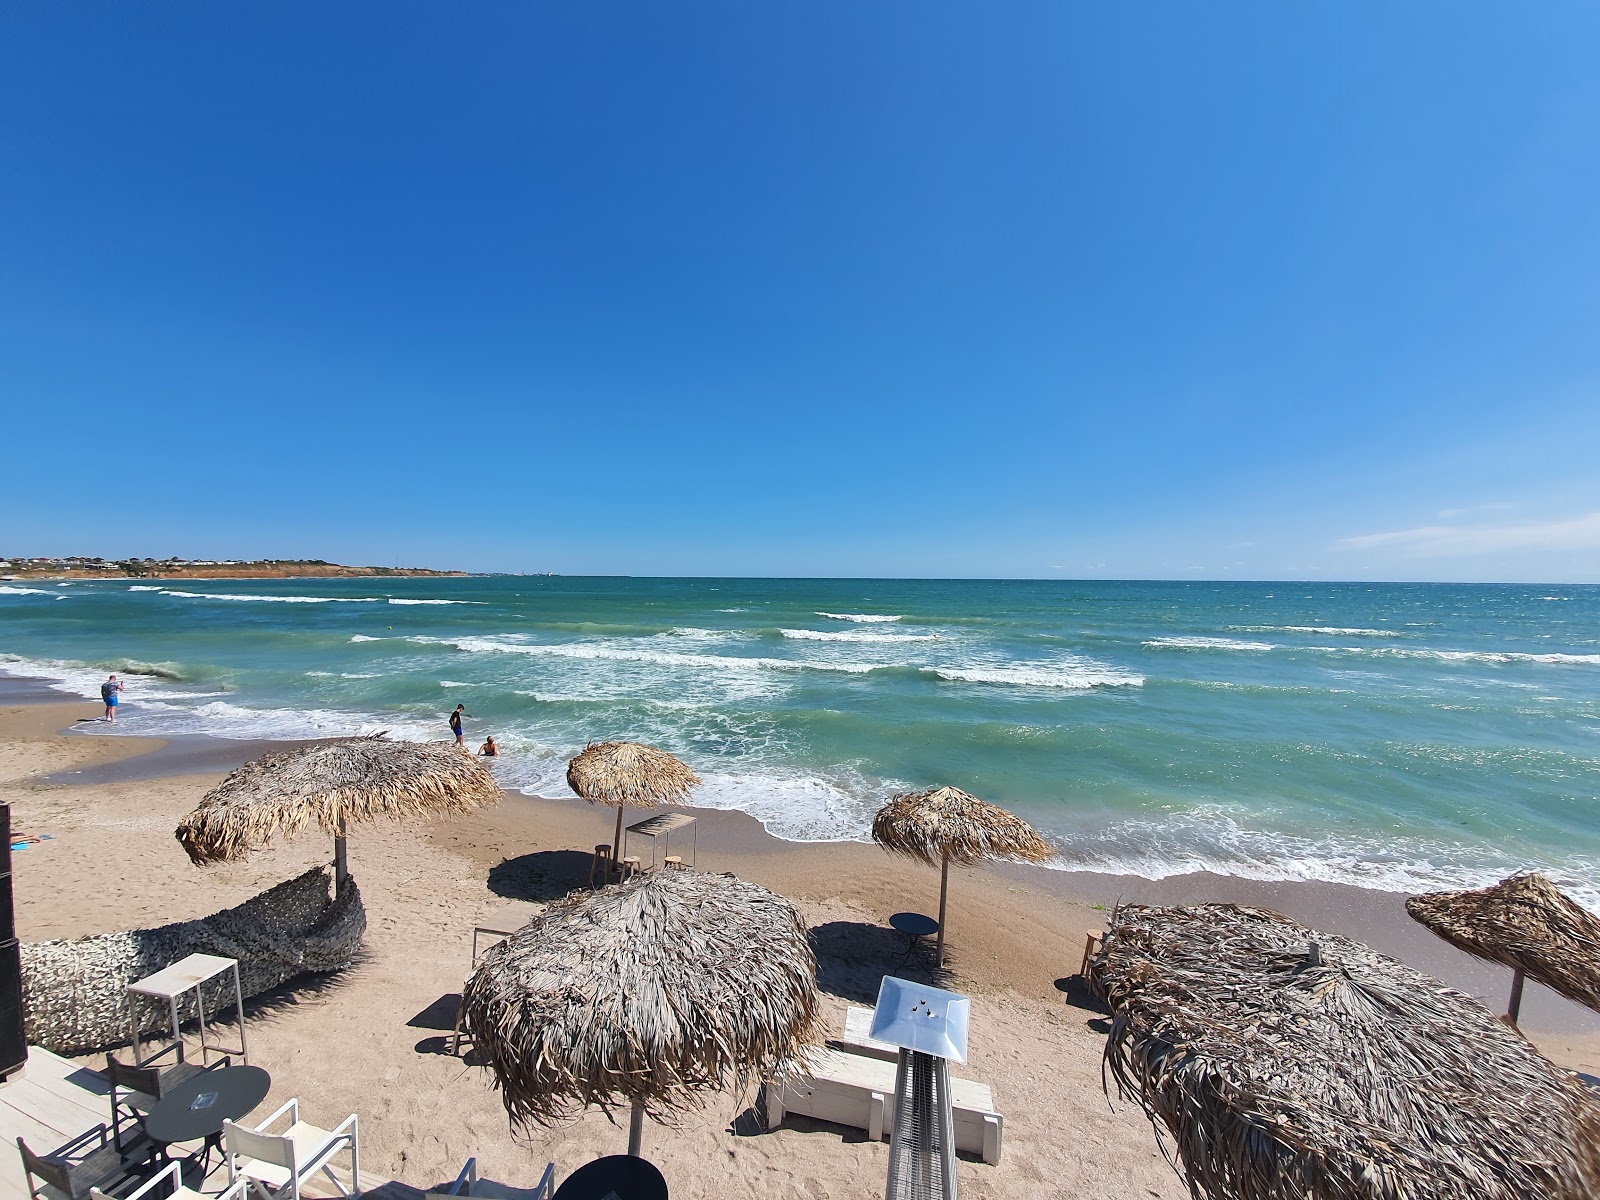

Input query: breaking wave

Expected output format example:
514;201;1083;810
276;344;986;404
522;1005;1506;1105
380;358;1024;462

1145;636;1276;652
780;628;938;644
816;612;904;623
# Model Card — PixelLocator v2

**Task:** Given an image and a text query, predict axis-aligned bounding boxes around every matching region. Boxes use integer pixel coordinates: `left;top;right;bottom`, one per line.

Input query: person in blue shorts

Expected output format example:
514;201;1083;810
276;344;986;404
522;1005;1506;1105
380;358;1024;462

100;674;123;722
449;703;468;744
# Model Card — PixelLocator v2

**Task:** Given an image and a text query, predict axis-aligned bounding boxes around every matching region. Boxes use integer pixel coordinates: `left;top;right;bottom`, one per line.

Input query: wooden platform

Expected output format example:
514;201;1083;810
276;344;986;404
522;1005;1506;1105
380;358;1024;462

0;1049;420;1200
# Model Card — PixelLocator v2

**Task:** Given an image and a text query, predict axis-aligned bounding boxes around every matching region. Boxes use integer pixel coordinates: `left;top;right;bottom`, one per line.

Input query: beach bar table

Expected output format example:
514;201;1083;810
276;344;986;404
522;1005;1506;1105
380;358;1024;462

471;899;540;962
623;811;699;869
127;952;248;1067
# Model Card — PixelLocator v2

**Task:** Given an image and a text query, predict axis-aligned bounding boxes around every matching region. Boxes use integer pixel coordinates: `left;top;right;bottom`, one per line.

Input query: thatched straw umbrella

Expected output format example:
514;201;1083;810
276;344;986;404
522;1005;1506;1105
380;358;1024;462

1089;902;1600;1200
460;868;818;1158
566;741;699;880
871;786;1052;967
176;735;500;894
1407;872;1600;1025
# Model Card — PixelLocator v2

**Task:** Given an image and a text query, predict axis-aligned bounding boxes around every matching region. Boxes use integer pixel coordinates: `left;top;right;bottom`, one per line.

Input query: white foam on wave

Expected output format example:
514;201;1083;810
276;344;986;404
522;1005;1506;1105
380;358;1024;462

1232;625;1401;638
662;627;740;642
1145;635;1276;652
0;585;53;596
127;585;164;592
1343;647;1600;666
499;750;894;843
816;612;903;623
927;660;1144;690
781;628;938;644
439;680;471;688
387;598;472;605
1048;807;1600;912
159;589;384;604
349;634;385;643
409;634;882;676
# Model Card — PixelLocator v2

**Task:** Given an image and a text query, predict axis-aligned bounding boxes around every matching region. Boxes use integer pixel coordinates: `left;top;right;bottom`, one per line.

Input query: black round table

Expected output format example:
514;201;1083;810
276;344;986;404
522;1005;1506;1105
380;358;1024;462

552;1155;668;1200
889;912;940;967
144;1064;272;1165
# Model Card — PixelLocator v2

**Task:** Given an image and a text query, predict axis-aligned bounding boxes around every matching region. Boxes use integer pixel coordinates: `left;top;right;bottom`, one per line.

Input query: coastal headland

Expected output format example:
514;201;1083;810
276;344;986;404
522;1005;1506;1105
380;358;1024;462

1;556;465;581
4;683;1597;1198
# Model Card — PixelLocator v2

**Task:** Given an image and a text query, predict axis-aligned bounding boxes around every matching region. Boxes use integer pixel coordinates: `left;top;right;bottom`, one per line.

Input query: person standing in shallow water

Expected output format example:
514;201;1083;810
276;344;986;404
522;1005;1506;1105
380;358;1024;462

449;703;468;744
100;674;123;722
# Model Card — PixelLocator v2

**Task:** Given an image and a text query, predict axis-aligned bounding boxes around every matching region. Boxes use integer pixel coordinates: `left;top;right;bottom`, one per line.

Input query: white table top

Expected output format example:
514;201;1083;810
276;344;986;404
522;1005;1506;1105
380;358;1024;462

626;812;698;836
128;953;239;999
474;900;540;936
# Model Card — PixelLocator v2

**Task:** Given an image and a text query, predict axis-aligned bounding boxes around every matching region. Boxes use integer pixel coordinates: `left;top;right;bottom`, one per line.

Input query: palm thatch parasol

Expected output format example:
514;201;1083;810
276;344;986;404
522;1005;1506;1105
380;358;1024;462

871;786;1052;967
460;868;819;1158
1089;902;1600;1200
566;741;699;879
176;735;500;893
1407;872;1600;1025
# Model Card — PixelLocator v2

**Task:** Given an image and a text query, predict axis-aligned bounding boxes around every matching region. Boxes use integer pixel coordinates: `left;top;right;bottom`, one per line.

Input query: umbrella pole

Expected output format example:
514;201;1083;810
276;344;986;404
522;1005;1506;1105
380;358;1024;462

1507;968;1526;1026
935;851;949;969
627;1101;645;1156
612;804;625;880
333;815;348;897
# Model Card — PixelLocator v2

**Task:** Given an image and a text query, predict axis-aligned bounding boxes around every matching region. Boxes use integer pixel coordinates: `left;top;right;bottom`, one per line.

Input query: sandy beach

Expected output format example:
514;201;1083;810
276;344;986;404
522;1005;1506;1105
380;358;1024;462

5;688;1598;1198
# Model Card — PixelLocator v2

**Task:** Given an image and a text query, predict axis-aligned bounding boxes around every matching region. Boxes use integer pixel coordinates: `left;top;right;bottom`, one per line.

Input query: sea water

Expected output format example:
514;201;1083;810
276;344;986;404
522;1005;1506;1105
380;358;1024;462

2;577;1596;904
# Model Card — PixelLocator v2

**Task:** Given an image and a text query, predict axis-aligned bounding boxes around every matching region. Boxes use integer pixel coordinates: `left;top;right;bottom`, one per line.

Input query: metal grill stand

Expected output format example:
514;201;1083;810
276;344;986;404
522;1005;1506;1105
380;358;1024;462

870;976;971;1200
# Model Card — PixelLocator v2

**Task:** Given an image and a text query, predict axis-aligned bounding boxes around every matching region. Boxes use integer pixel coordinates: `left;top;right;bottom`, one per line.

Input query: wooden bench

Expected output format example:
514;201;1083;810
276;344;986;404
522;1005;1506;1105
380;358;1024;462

762;1048;1003;1165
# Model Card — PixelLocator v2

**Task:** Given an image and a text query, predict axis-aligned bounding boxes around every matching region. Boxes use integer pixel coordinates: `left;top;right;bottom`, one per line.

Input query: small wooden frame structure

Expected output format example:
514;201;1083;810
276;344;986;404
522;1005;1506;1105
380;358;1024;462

623;812;698;870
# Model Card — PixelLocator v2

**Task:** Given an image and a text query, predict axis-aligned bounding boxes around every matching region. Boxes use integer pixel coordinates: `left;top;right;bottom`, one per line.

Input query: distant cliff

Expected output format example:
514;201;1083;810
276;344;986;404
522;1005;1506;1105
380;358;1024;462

3;557;468;581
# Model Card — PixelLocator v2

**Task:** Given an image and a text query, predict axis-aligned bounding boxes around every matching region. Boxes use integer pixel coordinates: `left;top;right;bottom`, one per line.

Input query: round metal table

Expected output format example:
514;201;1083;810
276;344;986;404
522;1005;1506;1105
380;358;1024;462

144;1064;272;1167
552;1154;668;1200
889;912;941;967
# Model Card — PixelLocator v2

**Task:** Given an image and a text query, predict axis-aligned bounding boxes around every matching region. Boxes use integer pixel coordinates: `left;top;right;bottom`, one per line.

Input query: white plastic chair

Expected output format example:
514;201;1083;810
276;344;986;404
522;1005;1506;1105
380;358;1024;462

427;1157;556;1200
92;1159;249;1200
223;1098;360;1200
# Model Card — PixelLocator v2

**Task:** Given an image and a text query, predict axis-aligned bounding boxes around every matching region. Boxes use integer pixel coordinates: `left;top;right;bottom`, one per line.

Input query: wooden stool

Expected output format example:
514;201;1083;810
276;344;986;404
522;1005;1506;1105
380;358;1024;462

619;856;643;881
663;855;685;871
588;844;614;885
1079;929;1103;976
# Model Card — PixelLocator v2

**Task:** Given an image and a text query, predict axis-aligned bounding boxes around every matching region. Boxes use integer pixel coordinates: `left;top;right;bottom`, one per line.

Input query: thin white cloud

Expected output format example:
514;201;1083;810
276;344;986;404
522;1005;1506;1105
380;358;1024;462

1335;512;1600;557
1437;502;1513;520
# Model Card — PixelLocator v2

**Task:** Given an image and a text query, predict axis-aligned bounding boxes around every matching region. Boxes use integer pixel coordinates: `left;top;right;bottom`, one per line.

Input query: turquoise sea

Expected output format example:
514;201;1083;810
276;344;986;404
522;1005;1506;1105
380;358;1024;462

2;577;1597;904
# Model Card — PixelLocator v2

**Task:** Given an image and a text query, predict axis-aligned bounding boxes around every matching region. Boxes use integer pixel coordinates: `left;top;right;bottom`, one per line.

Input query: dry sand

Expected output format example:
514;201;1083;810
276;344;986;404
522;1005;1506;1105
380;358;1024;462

5;694;1598;1198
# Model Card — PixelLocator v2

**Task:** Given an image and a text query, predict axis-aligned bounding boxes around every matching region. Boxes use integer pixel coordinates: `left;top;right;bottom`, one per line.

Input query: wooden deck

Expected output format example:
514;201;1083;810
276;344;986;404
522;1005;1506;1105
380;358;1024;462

0;1049;420;1200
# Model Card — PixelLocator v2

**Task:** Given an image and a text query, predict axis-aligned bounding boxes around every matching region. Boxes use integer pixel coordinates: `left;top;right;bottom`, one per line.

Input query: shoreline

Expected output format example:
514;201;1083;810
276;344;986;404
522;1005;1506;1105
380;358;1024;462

7;678;1599;1042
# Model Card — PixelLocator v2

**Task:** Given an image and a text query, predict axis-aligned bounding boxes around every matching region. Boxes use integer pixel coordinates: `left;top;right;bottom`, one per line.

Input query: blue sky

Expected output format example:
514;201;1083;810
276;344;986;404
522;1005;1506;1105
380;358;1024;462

3;3;1598;581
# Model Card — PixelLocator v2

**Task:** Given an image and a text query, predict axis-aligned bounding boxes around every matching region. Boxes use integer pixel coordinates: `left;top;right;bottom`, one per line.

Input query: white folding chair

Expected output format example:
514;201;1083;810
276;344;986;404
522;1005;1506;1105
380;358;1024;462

223;1098;360;1200
92;1159;249;1200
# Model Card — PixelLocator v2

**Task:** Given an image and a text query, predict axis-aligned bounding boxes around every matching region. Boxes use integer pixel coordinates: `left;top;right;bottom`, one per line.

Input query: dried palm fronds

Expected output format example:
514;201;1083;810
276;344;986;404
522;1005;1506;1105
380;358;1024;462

871;786;1053;966
566;741;699;873
1090;902;1600;1200
461;868;818;1155
176;735;499;888
1408;872;1600;1019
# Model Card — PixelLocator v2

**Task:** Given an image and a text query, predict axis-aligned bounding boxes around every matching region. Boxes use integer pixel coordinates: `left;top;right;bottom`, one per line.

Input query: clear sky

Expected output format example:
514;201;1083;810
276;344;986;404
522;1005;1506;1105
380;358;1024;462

3;3;1598;582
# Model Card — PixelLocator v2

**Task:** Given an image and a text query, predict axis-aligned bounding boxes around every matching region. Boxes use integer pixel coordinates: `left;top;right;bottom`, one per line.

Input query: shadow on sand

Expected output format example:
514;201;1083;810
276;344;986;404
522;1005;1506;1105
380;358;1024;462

486;849;594;903
809;920;954;1002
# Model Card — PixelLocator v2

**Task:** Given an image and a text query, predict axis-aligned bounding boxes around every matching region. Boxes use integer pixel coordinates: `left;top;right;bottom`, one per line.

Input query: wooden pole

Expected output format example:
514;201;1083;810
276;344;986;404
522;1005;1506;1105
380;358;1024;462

333;814;348;897
1507;968;1526;1026
612;804;626;880
627;1101;645;1157
935;851;950;969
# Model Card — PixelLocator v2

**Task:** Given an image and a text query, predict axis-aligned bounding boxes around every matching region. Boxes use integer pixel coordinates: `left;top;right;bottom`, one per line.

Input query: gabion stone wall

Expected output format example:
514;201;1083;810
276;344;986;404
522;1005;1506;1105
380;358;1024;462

22;866;367;1055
